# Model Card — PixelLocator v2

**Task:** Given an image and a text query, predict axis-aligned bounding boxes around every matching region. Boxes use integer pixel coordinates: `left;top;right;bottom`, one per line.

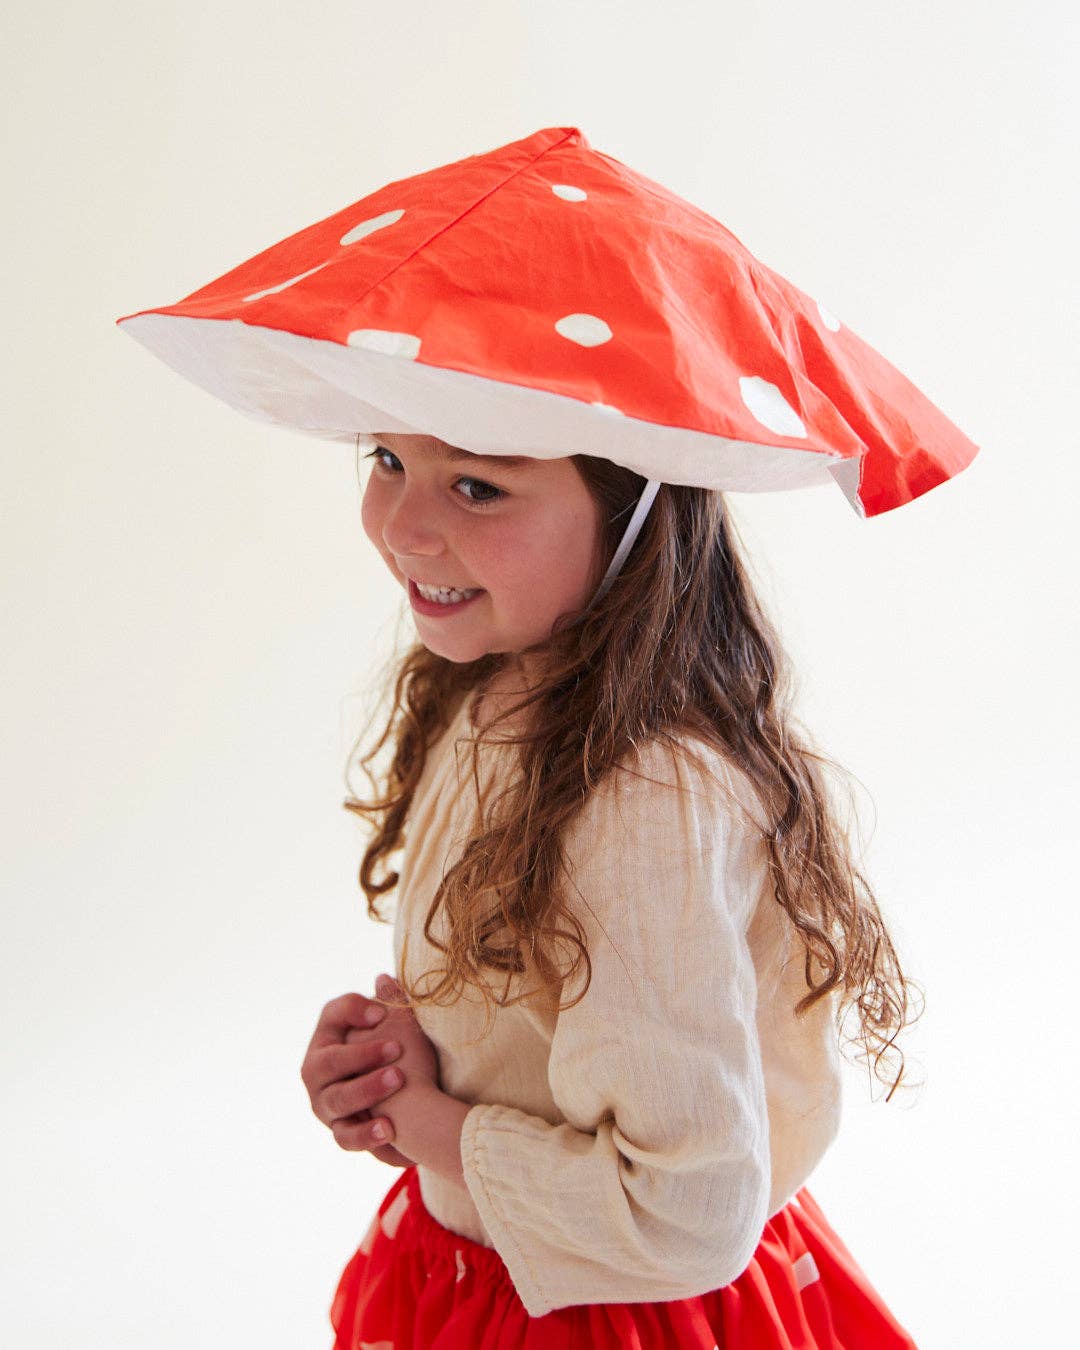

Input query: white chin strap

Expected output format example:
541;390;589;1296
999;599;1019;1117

582;478;663;614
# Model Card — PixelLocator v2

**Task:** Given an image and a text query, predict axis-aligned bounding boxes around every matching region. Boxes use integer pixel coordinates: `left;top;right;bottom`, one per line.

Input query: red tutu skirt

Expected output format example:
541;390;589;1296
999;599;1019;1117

330;1165;919;1349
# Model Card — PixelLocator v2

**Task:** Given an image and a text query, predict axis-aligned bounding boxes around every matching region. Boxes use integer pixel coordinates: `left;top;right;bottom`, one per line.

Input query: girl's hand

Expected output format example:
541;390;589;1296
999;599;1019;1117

344;973;441;1089
299;977;436;1163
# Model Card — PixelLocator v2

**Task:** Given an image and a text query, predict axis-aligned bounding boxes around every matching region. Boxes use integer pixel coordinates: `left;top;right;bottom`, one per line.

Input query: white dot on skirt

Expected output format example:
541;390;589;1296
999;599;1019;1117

793;1250;821;1290
379;1189;410;1240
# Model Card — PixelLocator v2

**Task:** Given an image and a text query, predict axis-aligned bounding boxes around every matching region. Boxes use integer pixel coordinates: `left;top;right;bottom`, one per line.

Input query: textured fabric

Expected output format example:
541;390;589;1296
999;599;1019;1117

375;689;853;1320
116;126;981;520
329;1165;920;1348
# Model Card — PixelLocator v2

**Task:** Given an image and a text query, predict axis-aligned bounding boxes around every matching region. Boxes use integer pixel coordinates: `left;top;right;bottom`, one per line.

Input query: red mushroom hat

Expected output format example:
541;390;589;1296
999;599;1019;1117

115;125;979;525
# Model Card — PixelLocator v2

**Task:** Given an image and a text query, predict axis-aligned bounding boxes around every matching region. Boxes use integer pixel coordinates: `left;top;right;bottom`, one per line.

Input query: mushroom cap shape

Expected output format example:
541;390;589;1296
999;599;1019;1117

115;125;979;518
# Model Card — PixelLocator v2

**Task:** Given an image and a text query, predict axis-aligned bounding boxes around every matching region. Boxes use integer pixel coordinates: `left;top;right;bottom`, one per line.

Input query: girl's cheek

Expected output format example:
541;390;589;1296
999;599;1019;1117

359;485;378;543
360;486;396;571
480;531;535;591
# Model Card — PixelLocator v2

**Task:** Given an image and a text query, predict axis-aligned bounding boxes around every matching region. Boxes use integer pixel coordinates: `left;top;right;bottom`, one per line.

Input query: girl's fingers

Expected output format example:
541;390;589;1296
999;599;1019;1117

320;1062;405;1125
331;1114;396;1152
310;993;390;1048
303;1040;401;1121
304;1038;397;1094
300;993;411;1133
315;1039;401;1088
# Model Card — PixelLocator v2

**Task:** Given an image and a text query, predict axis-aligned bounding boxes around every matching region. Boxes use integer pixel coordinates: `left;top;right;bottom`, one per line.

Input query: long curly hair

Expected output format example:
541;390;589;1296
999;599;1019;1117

343;450;924;1102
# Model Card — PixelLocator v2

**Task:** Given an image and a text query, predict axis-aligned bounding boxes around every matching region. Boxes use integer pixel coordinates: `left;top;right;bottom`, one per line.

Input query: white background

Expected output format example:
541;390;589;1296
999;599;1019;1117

3;2;1077;1345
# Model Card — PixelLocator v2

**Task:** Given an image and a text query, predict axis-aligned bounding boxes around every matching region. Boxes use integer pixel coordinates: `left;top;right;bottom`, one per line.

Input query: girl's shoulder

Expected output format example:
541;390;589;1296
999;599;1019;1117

555;728;772;946
568;726;769;856
609;727;767;828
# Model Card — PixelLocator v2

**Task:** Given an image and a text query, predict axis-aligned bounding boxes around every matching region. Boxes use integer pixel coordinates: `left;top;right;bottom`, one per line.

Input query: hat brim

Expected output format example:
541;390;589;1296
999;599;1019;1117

120;312;850;499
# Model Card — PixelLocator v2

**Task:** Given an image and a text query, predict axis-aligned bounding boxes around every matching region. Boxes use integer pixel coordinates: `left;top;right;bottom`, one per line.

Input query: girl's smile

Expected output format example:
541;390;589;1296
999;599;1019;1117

407;576;487;617
361;432;605;664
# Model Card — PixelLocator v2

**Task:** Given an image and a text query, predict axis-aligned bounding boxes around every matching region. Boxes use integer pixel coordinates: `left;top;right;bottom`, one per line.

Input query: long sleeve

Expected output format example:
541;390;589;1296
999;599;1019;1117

458;737;773;1318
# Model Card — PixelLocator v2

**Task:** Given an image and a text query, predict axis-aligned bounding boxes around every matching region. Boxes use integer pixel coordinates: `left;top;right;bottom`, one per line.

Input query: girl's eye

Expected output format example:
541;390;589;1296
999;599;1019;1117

364;447;505;508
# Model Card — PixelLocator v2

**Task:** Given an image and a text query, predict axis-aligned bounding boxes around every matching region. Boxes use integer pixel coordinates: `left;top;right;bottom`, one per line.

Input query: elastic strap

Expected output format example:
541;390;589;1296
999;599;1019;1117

582;478;663;613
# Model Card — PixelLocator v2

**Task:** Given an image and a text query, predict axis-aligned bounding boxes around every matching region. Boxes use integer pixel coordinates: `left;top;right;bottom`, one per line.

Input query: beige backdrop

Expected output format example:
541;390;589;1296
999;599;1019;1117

3;1;1077;1345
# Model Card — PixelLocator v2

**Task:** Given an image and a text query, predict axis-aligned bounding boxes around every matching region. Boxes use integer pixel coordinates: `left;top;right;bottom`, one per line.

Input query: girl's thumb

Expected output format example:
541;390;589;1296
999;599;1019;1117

375;972;399;999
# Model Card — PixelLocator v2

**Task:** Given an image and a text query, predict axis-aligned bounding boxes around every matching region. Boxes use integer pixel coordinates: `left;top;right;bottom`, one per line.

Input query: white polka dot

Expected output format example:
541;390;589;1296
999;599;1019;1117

241;261;329;304
340;209;406;246
793;1250;820;1290
241;210;405;304
346;329;422;359
555;313;613;347
359;1213;381;1255
379;1188;410;1240
551;183;588;202
455;1248;468;1282
815;300;841;332
739;375;807;438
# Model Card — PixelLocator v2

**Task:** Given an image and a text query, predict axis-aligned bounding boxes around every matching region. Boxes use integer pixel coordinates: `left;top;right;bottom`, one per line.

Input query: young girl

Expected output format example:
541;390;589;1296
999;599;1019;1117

300;429;923;1349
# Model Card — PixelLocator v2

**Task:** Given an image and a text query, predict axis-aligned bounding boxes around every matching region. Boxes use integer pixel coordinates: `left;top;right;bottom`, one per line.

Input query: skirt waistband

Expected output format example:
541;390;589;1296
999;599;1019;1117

393;1166;516;1292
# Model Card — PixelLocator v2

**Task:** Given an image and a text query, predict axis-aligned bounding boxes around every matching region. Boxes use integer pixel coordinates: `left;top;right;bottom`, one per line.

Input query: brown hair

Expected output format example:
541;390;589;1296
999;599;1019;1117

344;453;924;1102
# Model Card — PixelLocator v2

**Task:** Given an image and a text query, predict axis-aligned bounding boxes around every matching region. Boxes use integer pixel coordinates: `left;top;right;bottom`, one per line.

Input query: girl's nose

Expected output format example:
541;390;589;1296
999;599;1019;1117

380;488;445;560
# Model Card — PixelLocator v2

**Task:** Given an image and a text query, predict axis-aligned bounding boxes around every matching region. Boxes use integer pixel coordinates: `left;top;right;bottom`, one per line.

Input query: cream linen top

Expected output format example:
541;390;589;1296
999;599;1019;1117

389;690;843;1319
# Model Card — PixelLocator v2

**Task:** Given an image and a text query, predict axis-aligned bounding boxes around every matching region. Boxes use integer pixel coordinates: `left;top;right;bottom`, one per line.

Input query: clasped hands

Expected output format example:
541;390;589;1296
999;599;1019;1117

300;973;443;1167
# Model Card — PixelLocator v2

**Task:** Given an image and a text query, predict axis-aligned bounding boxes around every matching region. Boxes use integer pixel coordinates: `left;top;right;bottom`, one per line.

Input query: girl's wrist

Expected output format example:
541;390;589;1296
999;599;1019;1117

389;1080;473;1189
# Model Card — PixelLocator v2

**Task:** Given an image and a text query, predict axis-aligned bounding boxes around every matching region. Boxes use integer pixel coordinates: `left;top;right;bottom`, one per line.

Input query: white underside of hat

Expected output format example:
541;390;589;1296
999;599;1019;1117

120;313;856;508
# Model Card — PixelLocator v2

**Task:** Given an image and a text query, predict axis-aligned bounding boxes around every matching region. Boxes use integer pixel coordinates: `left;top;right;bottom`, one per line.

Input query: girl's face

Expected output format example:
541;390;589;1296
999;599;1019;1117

361;433;606;664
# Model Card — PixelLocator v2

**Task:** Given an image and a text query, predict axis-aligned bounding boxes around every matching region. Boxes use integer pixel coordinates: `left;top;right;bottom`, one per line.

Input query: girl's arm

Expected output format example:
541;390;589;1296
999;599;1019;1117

381;1079;473;1187
431;739;774;1321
